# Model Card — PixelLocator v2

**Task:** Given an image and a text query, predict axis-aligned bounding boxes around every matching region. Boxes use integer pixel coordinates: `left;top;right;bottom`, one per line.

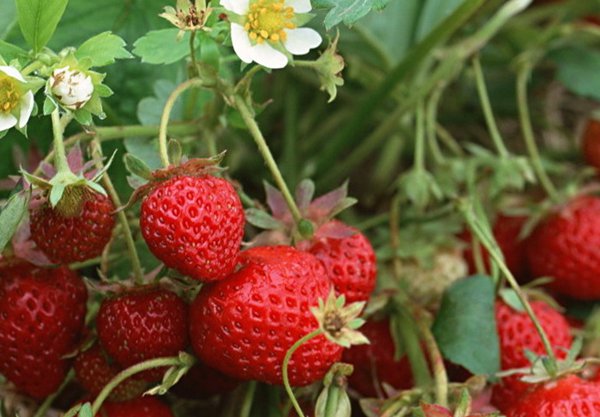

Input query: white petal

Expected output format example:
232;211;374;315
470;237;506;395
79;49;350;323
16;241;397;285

284;28;322;55
252;43;288;69
0;66;25;82
285;0;312;13
231;23;254;64
18;91;34;128
0;113;17;132
221;0;249;14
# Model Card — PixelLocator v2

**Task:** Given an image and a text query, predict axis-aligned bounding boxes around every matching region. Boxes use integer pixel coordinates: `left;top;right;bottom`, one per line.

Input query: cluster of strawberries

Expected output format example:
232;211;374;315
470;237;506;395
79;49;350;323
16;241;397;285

0;167;377;416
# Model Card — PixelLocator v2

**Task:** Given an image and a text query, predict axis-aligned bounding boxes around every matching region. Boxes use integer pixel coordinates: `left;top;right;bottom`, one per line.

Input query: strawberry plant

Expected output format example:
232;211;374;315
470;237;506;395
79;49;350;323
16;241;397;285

1;0;600;416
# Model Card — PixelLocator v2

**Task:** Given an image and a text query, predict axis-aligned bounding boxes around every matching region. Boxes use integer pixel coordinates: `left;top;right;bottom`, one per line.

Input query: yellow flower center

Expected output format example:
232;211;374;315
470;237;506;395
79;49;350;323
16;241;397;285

244;0;296;44
0;74;21;114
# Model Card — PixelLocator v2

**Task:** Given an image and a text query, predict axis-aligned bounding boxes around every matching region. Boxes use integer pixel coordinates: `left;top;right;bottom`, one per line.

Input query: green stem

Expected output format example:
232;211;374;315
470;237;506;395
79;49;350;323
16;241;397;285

323;381;341;417
460;201;557;364
50;110;71;174
414;101;426;172
90;356;183;415
282;329;322;417
239;381;257;417
472;56;509;157
92;139;144;285
69;254;119;270
159;79;205;168
234;94;303;224
32;369;74;417
21;60;43;76
189;31;198;75
414;309;448;407
516;64;560;202
426;86;446;165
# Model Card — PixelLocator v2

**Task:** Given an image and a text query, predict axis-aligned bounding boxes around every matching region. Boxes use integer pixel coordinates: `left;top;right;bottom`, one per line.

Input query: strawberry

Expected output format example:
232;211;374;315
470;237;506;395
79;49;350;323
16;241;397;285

492;300;572;411
526;196;600;299
97;397;174;417
96;286;188;381
342;318;413;397
30;191;116;264
0;264;87;398
171;361;240;400
307;220;377;303
582;119;600;171
140;175;244;282
460;214;528;279
505;375;600;417
189;245;343;386
74;344;147;402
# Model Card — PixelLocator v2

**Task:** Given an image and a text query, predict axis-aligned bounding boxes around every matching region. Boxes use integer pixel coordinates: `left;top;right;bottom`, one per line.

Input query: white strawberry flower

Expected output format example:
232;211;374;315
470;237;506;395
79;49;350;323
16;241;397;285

222;0;322;69
49;66;94;110
0;66;34;133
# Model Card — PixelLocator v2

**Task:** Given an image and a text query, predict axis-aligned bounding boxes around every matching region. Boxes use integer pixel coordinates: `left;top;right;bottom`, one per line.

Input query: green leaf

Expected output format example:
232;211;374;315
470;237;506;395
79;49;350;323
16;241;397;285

415;0;465;42
432;275;500;375
0;40;28;61
549;46;600;101
15;0;69;52
314;0;391;29
0;191;29;253
0;0;17;40
133;29;191;65
75;31;132;67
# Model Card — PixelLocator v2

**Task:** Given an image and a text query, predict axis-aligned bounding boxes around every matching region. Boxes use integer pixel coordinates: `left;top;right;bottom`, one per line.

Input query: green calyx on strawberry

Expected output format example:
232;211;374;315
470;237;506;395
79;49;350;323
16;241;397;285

248;180;378;303
418;389;499;417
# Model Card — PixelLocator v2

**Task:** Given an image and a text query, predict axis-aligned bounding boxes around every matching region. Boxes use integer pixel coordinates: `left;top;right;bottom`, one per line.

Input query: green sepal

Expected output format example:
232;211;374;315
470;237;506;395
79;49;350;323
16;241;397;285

167;139;183;167
0;189;31;253
124;153;154;181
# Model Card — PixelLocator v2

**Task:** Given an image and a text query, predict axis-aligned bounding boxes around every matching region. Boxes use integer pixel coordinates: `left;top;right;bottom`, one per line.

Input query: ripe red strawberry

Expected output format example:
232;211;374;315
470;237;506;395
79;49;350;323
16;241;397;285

0;264;87;398
505;375;600;417
97;397;174;417
171;361;239;400
96;286;188;381
74;344;147;401
189;245;343;386
526;196;600;299
307;220;377;304
140;175;244;282
460;215;528;279
30;191;116;264
342;318;413;397
582;119;600;171
492;300;572;411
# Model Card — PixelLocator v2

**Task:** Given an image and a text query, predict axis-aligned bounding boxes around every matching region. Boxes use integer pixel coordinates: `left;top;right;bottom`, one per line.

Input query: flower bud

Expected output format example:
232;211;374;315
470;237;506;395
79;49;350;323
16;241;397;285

49;66;94;110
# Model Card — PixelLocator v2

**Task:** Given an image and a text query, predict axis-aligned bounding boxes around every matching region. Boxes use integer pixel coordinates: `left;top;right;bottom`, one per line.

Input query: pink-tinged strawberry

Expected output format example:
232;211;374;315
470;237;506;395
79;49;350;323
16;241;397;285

171;361;240;400
459;214;528;279
97;397;174;417
249;181;377;303
189;245;343;386
30;190;116;264
505;375;600;417
342;318;413;397
492;300;573;411
0;264;87;398
96;286;188;381
526;196;600;299
140;175;244;282
74;344;147;402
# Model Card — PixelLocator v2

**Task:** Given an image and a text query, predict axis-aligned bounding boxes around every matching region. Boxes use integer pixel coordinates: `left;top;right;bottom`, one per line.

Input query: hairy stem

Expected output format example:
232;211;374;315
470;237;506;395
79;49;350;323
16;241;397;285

159;79;205;167
50;110;71;174
91;139;144;284
516;64;559;202
234;94;303;224
282;329;322;417
32;369;74;417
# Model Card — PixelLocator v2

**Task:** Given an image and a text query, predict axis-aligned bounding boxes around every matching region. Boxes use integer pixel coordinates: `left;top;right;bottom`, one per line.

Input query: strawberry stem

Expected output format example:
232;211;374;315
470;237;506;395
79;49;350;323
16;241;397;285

32;369;74;417
472;55;510;158
414;100;427;172
459;199;558;364
426;85;446;165
158;78;206;168
282;329;322;417
50;109;73;174
234;94;304;227
88;356;190;416
516;63;560;203
91;139;144;285
240;381;257;417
